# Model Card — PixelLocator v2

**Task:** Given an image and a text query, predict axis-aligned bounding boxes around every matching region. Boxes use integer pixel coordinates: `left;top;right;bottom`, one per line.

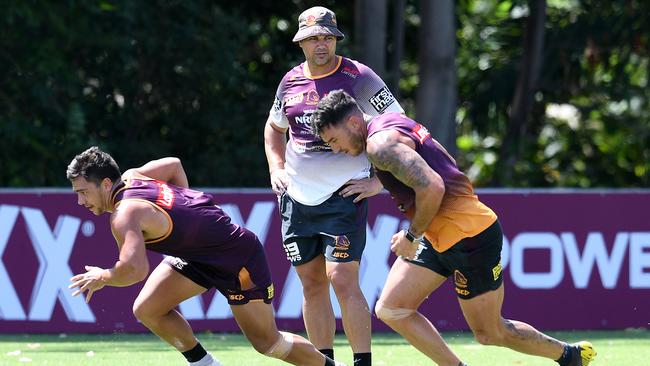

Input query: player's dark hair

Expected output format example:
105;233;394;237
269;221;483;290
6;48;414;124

311;89;361;138
66;146;121;185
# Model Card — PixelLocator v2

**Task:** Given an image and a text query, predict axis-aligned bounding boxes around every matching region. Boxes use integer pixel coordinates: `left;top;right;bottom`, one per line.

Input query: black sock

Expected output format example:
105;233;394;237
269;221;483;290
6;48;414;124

182;342;208;363
323;356;336;366
353;352;371;366
556;344;572;366
319;348;334;360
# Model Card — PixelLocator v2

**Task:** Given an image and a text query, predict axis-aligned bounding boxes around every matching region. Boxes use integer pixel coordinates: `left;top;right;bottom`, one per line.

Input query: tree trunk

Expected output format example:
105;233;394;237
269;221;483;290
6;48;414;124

388;0;406;98
493;0;547;186
415;0;458;156
354;0;388;78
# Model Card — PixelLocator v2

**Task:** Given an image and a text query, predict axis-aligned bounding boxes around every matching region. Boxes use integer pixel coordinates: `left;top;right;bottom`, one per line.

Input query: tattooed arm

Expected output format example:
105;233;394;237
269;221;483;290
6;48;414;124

367;130;445;238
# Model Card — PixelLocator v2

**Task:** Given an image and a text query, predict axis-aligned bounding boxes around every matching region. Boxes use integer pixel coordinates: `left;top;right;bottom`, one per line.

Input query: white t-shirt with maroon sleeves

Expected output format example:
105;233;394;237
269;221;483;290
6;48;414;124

269;56;403;205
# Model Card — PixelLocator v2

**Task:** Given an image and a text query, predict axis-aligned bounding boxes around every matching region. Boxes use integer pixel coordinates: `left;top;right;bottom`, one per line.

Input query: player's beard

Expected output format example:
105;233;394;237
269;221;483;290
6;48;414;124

350;130;366;156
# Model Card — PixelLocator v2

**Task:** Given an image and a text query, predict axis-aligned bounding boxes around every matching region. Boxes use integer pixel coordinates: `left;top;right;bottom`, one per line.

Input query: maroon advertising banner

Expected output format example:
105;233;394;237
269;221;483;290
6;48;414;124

0;189;648;334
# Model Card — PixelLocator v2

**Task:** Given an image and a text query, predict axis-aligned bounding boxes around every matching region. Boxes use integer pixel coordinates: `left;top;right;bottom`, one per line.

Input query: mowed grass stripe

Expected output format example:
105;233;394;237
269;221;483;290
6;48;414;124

0;330;647;365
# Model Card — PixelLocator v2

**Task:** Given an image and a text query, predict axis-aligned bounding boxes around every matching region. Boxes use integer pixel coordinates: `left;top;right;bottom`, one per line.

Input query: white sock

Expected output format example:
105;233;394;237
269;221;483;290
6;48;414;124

188;352;222;366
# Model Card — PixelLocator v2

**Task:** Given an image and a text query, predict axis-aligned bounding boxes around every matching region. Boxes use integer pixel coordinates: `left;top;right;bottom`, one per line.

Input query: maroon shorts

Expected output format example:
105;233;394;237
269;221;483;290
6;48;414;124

164;247;274;305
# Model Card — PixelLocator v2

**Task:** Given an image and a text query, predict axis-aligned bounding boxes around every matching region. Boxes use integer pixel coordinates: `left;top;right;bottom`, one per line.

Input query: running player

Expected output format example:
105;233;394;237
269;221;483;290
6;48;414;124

310;90;597;366
67;146;343;366
264;7;403;366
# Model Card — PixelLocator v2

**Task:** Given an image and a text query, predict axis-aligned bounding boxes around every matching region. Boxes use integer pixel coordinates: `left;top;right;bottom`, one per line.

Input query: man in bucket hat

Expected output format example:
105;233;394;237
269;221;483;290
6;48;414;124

292;6;345;42
263;6;404;366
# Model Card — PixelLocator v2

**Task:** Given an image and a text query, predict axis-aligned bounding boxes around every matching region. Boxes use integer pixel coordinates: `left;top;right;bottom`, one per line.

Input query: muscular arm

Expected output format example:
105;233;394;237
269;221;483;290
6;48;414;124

69;202;150;302
105;203;150;286
264;116;289;194
126;157;189;188
264;116;288;173
367;130;445;237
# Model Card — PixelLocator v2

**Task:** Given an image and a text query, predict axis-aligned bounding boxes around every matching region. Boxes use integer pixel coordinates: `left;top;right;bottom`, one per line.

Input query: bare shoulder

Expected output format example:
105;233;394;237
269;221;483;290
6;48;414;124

121;169;150;181
110;200;152;232
366;130;401;155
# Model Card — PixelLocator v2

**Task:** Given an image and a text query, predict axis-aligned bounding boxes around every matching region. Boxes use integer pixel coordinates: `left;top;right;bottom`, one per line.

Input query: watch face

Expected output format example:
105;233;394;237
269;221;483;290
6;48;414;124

405;229;423;243
405;229;416;242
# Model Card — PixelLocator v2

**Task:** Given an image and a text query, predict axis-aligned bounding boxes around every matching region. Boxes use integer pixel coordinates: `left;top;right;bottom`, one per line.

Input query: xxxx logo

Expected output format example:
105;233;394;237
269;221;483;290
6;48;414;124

0;205;95;322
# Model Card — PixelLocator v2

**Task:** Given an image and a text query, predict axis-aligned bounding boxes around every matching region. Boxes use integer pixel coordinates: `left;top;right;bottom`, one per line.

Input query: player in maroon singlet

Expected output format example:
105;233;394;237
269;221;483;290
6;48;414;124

310;90;596;366
67;147;344;366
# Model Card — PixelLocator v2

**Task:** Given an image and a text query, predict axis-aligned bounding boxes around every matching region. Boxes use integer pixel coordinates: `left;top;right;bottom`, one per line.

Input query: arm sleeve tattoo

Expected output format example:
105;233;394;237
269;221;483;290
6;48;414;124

368;139;432;189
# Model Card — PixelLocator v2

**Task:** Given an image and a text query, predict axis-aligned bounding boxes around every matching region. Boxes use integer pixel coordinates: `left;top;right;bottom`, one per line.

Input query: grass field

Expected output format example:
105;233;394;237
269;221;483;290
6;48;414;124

1;330;648;365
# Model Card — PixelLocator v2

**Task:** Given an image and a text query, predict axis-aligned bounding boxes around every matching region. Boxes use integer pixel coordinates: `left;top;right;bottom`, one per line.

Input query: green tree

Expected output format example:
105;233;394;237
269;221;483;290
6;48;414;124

454;0;649;187
1;1;300;187
1;1;647;189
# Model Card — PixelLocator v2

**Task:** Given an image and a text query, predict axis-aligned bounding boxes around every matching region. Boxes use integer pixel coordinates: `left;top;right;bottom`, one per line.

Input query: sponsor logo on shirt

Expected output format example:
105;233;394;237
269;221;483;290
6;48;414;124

294;110;314;126
412;124;431;144
369;86;396;113
292;139;332;153
341;66;359;79
156;181;175;209
284;93;304;106
267;284;274;299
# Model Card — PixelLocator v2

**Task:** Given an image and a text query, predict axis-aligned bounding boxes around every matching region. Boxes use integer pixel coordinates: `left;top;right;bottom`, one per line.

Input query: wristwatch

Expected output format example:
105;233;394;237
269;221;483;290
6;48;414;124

404;228;423;243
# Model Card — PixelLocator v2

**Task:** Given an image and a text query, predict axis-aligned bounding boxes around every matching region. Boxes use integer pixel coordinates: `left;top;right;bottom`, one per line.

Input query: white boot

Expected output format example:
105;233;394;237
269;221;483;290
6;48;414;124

188;352;222;366
207;357;223;366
